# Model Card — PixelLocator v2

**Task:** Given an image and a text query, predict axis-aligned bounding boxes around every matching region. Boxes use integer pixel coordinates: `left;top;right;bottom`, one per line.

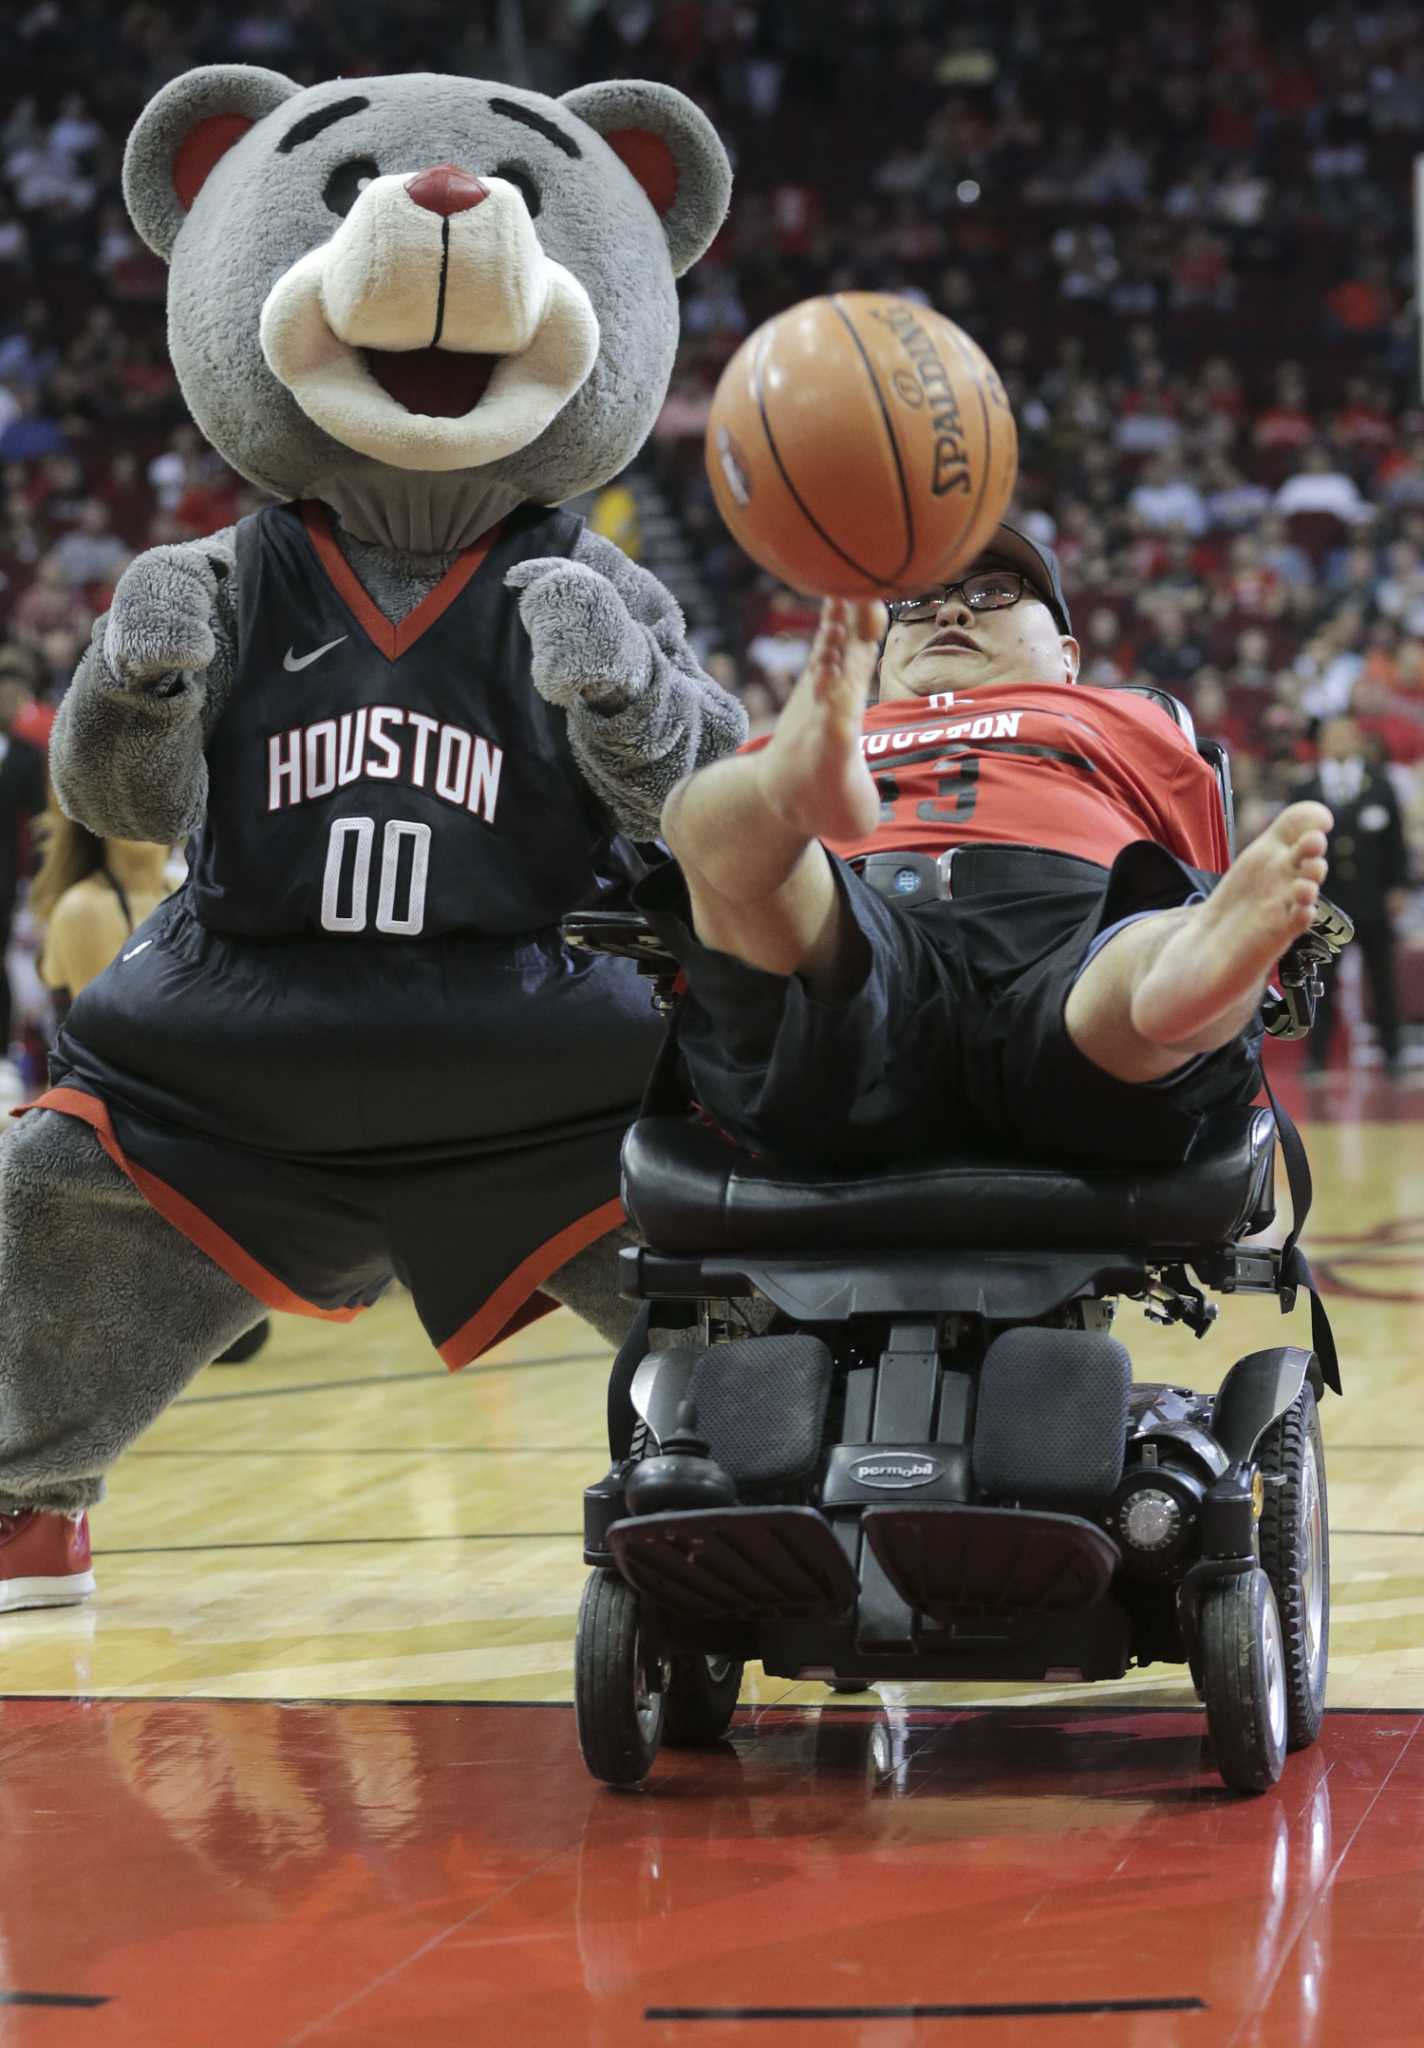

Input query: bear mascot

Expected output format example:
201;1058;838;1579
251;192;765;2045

0;67;745;1606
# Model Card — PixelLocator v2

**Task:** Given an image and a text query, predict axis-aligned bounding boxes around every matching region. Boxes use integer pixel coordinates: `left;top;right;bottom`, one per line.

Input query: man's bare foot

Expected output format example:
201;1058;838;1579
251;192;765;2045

1131;801;1333;1048
755;598;887;842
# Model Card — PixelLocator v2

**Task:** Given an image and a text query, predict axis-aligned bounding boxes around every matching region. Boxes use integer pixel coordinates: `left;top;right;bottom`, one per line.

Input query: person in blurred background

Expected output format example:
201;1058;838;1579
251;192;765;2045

1295;716;1410;1080
0;676;48;1086
30;811;169;1028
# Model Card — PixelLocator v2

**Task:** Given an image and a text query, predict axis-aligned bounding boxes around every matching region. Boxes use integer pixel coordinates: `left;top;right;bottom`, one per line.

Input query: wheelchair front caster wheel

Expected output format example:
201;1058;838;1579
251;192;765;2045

663;1654;744;1746
574;1570;665;1786
1200;1566;1288;1794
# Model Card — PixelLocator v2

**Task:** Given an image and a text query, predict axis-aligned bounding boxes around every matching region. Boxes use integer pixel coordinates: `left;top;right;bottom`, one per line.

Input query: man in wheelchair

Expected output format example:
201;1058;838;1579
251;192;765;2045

572;526;1349;1797
647;526;1329;1180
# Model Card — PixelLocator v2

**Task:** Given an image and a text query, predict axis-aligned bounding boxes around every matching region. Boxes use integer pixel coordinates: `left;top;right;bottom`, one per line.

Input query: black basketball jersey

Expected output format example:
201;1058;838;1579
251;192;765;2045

190;501;623;941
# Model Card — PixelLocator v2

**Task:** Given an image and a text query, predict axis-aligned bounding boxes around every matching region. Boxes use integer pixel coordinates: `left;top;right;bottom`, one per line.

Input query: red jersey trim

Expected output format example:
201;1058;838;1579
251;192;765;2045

300;502;500;663
437;1195;626;1370
24;1088;366;1324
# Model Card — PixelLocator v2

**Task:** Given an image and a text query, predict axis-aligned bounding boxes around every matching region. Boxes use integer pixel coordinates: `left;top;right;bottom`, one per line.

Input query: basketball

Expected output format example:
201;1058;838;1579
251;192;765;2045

704;291;1018;598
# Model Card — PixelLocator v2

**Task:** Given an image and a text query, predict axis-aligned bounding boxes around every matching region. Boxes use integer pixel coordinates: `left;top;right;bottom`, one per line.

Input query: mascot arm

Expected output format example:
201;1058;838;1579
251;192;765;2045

506;530;748;840
50;530;240;842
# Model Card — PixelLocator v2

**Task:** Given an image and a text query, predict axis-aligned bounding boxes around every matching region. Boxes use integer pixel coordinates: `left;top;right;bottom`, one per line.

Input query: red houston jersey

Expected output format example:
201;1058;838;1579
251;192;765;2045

802;683;1230;873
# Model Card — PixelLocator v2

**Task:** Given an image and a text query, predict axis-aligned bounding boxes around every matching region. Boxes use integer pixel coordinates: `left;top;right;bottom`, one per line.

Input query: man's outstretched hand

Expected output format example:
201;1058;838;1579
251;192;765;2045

754;597;888;845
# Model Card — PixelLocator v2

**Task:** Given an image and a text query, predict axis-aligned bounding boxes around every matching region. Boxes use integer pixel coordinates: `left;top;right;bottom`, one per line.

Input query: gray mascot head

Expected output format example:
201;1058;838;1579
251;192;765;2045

123;68;731;548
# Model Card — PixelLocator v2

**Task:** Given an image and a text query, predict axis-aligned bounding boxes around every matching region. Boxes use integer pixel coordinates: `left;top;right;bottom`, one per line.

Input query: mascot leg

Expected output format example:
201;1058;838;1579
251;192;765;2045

542;1223;641;1347
0;1110;265;1519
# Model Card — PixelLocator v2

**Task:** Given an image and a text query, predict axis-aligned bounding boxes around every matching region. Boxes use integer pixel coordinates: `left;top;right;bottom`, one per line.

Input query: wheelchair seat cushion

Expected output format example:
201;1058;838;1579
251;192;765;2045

621;1105;1276;1255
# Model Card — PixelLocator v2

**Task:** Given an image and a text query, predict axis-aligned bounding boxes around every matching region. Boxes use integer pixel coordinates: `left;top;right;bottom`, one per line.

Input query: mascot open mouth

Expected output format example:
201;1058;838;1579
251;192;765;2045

361;347;501;419
259;175;601;472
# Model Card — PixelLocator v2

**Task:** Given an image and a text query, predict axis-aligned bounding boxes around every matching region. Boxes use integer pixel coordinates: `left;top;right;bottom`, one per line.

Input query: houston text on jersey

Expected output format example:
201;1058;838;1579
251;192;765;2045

862;709;1023;757
266;706;504;820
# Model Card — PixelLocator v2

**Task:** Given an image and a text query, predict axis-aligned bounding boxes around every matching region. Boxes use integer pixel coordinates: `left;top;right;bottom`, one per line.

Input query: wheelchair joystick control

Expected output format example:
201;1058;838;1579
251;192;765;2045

625;1400;737;1515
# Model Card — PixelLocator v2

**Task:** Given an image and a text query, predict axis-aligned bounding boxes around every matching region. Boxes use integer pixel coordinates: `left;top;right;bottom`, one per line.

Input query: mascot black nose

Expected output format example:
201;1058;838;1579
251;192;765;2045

405;165;489;216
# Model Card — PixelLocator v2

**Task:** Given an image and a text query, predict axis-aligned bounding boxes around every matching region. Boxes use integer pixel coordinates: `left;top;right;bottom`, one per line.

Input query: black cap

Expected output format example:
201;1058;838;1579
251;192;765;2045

980;522;1073;637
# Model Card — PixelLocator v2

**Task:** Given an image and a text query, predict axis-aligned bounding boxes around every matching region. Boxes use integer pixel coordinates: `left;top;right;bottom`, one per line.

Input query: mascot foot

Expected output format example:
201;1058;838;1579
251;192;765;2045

214;1318;273;1366
0;1510;95;1611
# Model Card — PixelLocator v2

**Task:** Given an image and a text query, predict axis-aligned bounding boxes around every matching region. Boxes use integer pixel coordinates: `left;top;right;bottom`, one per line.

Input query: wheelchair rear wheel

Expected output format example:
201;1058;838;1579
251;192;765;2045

663;1654;744;1746
1200;1566;1288;1794
574;1570;665;1786
1256;1386;1329;1750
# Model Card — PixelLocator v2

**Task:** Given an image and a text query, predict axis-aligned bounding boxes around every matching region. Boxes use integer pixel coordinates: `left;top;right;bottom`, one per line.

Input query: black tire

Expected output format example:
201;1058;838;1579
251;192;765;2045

1199;1567;1288;1795
662;1654;744;1746
574;1570;664;1786
1256;1386;1329;1751
828;1680;872;1695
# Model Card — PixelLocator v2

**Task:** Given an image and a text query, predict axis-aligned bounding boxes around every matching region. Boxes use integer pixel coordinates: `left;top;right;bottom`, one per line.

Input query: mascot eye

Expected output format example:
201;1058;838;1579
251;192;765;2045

493;163;541;218
323;158;380;217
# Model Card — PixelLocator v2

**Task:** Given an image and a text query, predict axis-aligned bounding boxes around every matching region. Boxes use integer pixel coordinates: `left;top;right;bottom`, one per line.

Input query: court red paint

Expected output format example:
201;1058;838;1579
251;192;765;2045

0;1699;1419;2046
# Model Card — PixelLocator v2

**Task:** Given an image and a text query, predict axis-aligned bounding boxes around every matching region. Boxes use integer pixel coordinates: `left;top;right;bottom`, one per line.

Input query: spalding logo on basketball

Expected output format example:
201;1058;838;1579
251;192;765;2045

704;291;1018;598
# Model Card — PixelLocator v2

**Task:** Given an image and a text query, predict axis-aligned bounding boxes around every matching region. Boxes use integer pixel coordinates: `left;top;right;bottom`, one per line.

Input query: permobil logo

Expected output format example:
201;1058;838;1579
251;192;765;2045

849;1456;941;1490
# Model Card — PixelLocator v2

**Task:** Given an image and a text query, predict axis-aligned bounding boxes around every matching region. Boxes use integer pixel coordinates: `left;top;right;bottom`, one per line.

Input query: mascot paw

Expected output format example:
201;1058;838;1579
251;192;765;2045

506;557;653;710
103;545;225;686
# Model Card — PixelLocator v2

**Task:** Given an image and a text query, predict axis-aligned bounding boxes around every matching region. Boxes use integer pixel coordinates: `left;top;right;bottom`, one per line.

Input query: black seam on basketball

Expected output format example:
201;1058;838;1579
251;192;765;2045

752;320;886;589
945;323;996;558
829;294;915;582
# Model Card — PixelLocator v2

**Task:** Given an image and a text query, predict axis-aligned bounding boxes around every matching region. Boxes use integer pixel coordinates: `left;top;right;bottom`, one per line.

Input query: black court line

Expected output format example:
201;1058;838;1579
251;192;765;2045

0;1993;108;2009
1333;1528;1424;1539
0;1692;596;1710
174;1352;602;1406
126;1445;604;1458
4;1694;1421;1718
94;1531;580;1555
646;1998;1205;2022
1317;1705;1424;1715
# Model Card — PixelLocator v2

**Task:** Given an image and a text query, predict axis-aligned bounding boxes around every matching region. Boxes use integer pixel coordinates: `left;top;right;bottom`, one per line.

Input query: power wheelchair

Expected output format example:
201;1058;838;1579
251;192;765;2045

565;693;1350;1798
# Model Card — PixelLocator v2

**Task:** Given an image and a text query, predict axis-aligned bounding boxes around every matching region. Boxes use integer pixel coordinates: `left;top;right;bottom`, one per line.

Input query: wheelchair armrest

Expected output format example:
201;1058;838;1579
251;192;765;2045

1262;893;1354;1039
562;909;679;973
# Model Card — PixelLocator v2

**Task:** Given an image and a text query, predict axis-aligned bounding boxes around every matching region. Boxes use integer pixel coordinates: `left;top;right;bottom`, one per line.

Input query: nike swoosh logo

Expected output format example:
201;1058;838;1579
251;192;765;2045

122;940;153;962
283;637;348;672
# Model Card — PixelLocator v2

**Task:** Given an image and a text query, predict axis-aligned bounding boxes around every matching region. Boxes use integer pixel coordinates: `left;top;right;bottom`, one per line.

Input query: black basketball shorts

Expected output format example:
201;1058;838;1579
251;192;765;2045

635;840;1263;1171
30;896;662;1365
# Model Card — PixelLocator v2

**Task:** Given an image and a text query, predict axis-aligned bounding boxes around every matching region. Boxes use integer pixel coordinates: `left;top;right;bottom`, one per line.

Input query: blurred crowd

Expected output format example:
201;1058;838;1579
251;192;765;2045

1;0;1423;1052
630;1;1424;867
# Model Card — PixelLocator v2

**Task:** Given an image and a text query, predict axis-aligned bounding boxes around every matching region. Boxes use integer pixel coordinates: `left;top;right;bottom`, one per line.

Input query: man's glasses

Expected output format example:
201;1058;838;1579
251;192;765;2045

886;570;1028;624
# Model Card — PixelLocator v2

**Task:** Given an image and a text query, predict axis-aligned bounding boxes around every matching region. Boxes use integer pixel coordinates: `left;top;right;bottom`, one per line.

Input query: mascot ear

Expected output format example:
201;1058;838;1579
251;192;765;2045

559;80;731;278
123;64;301;261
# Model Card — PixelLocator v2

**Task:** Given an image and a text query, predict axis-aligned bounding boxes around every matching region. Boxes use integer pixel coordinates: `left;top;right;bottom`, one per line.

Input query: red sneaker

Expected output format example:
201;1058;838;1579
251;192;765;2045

0;1510;95;1611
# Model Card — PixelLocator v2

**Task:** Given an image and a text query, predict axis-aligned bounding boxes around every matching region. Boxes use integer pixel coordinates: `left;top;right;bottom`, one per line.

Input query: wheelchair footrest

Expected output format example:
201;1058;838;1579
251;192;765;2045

607;1507;856;1622
863;1504;1120;1620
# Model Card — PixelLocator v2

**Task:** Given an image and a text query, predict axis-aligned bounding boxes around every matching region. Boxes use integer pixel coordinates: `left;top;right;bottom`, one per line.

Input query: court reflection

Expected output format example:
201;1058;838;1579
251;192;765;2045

565;1706;1364;2042
105;1699;427;1879
0;1698;1410;2046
